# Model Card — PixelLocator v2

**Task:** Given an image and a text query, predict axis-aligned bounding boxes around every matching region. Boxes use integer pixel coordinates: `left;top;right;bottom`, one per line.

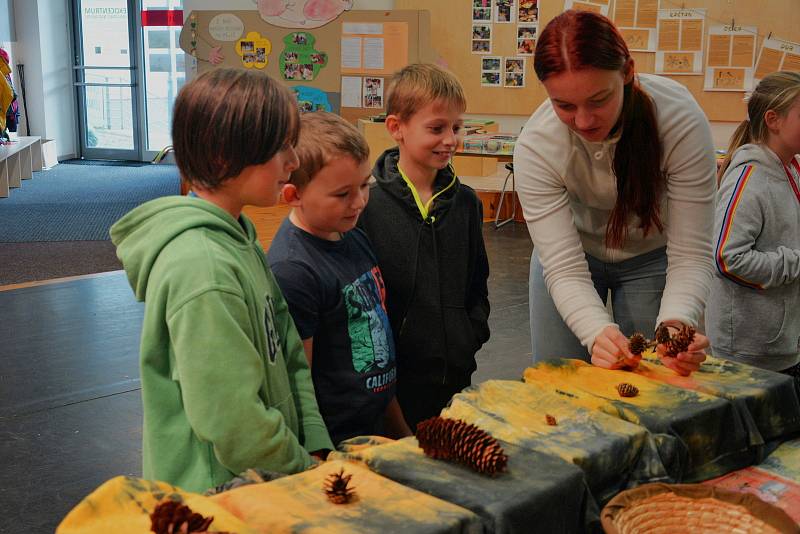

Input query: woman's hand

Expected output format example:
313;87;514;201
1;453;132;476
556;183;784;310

657;322;709;376
591;325;641;370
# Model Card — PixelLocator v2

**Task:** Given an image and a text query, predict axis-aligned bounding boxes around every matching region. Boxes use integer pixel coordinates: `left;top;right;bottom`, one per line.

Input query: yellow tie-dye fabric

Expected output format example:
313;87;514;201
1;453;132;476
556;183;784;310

208;460;481;533
56;475;254;534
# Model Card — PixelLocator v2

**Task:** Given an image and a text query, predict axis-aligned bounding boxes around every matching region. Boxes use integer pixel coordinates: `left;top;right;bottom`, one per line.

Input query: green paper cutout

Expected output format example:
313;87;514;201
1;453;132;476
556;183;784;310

279;32;328;82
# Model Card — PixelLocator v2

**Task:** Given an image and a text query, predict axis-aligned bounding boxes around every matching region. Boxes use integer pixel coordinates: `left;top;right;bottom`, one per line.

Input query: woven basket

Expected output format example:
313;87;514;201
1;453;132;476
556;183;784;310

601;483;799;534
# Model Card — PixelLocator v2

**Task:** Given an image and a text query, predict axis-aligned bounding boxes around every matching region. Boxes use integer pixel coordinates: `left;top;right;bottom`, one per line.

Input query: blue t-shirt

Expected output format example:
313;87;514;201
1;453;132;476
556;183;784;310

267;218;397;445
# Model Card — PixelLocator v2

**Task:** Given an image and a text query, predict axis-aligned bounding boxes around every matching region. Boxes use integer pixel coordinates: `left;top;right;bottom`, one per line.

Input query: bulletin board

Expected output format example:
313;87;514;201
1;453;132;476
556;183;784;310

180;10;431;123
395;0;800;122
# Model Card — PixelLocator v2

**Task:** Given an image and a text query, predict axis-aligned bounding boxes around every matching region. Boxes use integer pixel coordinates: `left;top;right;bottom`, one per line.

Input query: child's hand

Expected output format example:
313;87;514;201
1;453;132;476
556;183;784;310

657;328;709;376
591;325;641;370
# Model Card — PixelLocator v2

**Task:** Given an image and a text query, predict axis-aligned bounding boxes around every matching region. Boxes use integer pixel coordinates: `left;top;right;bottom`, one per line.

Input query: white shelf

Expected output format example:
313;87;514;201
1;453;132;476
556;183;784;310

0;137;43;198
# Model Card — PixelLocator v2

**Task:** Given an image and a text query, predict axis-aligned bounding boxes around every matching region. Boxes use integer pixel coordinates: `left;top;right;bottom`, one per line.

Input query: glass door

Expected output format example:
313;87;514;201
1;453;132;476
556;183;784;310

138;0;185;160
73;0;140;160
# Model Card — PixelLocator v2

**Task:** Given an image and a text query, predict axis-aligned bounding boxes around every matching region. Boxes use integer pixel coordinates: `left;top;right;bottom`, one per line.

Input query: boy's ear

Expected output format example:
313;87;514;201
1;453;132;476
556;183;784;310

385;114;404;143
282;183;302;207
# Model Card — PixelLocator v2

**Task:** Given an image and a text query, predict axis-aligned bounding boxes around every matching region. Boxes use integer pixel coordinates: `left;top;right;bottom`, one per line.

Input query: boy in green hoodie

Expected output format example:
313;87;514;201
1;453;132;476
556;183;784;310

110;68;333;493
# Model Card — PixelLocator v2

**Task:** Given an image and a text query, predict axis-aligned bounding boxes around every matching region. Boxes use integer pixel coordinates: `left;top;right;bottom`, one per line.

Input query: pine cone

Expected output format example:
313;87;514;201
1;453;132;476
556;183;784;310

323;468;356;504
655;324;671;345
416;416;508;476
628;333;648;356
665;325;696;357
150;500;214;534
545;414;557;426
617;382;639;398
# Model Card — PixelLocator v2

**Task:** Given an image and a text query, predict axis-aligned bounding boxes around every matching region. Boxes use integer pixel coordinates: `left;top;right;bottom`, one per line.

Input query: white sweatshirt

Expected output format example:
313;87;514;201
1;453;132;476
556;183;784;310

514;73;716;349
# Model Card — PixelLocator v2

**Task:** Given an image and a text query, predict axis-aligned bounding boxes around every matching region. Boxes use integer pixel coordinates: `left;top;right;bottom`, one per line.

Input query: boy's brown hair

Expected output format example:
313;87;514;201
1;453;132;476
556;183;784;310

289;111;369;188
385;63;467;121
171;68;299;190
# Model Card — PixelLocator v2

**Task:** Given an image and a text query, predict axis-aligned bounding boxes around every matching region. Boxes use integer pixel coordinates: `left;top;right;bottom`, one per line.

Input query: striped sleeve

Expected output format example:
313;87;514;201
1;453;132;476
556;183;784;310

713;164;800;289
715;165;762;289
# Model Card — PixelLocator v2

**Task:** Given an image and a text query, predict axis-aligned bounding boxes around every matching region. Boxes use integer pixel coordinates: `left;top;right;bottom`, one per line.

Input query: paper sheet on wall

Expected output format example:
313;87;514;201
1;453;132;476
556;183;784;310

704;25;756;91
363;38;385;69
755;36;800;83
341;22;408;76
655;8;705;75
363;76;384;108
614;0;659;52
472;0;492;22
564;0;609;16
341;75;362;108
516;24;536;56
341;37;362;69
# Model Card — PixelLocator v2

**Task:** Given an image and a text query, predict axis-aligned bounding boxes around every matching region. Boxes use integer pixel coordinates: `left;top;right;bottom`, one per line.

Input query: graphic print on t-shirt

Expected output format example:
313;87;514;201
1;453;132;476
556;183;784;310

343;267;395;380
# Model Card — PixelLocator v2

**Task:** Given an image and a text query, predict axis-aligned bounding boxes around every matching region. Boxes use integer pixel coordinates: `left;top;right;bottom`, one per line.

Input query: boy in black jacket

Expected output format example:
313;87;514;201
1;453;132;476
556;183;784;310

358;63;490;430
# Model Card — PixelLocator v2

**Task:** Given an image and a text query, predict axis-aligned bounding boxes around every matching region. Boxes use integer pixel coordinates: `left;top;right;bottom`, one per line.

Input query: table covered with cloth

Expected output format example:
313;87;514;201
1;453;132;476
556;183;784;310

58;352;800;533
522;351;800;482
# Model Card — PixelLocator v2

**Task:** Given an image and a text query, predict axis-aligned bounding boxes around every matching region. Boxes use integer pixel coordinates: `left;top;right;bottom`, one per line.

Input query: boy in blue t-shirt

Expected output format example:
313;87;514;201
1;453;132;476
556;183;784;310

267;112;411;446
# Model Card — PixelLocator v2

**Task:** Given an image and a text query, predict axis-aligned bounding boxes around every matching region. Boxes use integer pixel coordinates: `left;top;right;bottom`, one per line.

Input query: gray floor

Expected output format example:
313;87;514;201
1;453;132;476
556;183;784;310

0;222;534;533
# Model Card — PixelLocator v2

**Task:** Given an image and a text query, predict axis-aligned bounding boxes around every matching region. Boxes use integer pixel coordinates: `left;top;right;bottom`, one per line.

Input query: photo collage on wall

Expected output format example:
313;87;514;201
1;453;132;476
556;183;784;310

279;31;328;82
472;0;493;53
363;76;384;108
495;0;516;23
481;56;502;86
504;56;526;87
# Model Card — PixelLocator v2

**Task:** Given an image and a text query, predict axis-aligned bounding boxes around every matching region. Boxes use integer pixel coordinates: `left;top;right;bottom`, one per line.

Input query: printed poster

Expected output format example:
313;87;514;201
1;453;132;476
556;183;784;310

614;0;659;52
755;36;800;83
655;8;705;75
704;24;757;92
564;0;610;16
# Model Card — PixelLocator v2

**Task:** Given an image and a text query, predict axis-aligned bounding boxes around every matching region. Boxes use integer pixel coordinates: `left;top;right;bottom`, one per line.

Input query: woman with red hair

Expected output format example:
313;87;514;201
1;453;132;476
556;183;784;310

514;10;714;375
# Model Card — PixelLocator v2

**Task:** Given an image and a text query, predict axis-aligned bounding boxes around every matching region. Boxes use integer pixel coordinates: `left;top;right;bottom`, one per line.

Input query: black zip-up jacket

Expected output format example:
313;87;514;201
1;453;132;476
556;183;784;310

358;148;490;385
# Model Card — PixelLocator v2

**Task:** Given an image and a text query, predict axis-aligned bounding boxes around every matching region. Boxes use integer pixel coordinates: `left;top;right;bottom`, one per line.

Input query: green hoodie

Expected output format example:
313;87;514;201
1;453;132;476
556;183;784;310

111;196;333;492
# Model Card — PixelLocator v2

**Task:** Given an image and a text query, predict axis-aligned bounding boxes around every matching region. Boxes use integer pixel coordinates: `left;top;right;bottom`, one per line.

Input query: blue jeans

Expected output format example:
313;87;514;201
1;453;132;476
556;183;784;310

530;246;667;363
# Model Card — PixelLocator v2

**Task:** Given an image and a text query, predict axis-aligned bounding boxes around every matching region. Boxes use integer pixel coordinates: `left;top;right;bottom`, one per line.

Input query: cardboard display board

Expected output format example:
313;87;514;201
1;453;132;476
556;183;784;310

395;0;800;122
180;9;431;124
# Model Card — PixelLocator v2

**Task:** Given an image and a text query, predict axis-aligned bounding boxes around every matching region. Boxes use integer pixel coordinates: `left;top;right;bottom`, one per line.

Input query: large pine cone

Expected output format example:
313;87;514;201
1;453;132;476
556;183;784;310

323;468;356;504
416;416;508;476
150;500;214;534
665;325;696;357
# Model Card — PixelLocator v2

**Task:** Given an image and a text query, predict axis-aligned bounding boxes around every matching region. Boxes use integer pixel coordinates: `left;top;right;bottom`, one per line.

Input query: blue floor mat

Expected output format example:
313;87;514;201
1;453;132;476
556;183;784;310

0;163;180;241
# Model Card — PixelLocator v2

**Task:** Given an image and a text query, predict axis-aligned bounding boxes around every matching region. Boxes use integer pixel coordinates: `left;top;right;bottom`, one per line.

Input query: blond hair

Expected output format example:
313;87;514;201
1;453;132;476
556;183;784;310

386;63;466;121
719;71;800;180
289;111;369;188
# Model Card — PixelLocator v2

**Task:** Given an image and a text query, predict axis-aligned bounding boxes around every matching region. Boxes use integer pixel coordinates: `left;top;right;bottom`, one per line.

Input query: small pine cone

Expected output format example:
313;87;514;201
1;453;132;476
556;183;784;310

416;416;508;476
666;325;696;357
617;382;639;398
150;500;214;534
323;468;356;504
655;324;671;345
628;333;648;356
545;414;557;426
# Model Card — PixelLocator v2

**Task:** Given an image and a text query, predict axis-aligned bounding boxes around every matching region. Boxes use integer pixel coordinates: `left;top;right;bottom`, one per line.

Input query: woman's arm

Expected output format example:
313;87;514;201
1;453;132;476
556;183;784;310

514;116;616;351
657;103;716;329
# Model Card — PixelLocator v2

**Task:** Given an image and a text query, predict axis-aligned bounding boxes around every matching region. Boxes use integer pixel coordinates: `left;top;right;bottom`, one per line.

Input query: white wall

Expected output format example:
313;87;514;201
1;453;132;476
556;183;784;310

12;0;77;159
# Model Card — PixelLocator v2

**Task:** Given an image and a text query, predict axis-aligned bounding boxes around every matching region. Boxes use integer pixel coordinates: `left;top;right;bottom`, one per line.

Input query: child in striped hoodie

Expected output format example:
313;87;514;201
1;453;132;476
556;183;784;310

707;71;800;373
